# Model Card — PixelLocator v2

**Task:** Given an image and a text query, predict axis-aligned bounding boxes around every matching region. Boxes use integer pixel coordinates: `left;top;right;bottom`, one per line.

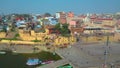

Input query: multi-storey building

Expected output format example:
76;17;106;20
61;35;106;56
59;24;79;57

56;12;67;24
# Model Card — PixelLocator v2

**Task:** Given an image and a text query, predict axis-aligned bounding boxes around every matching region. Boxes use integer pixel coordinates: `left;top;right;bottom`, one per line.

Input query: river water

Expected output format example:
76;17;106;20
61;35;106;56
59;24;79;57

0;50;61;68
0;51;36;68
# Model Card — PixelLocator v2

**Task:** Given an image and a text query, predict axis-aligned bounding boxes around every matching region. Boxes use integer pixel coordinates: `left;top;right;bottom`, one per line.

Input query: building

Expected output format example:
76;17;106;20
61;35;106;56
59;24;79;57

56;12;67;24
67;11;74;18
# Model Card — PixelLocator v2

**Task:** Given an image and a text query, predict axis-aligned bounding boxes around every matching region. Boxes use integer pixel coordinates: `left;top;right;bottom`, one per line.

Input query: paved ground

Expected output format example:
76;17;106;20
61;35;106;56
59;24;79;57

55;42;120;68
79;42;120;62
79;42;120;68
55;43;102;68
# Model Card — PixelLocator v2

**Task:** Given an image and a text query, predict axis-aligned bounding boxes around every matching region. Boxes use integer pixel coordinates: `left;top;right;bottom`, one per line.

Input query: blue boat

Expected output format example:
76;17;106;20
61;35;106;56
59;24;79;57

0;51;6;54
26;58;42;66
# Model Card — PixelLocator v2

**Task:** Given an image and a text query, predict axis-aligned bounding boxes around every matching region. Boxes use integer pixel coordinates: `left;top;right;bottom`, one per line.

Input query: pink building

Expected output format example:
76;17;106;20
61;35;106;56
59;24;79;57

69;21;76;27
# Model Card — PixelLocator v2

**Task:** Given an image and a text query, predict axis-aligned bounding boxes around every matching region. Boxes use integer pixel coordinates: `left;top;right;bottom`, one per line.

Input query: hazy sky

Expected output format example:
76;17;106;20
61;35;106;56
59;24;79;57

0;0;120;14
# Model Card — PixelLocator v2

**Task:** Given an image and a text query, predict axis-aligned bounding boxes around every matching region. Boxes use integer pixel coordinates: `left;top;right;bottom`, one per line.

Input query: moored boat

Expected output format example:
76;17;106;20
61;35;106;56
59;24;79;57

26;58;42;66
0;51;6;54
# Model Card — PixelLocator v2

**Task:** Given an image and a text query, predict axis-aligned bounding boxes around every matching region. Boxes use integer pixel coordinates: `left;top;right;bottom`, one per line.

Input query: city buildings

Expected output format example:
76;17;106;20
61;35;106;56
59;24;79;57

0;12;120;44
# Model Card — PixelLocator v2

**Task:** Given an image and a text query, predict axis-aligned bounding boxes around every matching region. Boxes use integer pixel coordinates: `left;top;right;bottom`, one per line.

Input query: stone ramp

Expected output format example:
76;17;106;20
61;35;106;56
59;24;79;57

36;59;72;68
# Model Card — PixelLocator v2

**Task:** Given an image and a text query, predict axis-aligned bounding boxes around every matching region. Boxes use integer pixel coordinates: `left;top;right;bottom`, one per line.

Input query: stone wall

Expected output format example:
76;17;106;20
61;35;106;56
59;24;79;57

0;32;6;38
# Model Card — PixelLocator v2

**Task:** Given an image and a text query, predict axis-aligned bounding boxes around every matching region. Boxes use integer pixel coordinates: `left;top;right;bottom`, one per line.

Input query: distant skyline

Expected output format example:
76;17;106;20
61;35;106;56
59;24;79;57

0;0;120;15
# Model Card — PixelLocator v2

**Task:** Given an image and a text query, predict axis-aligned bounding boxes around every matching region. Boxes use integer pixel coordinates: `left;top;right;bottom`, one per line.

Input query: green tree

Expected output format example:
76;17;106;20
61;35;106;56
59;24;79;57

55;23;71;37
44;13;51;17
55;23;61;30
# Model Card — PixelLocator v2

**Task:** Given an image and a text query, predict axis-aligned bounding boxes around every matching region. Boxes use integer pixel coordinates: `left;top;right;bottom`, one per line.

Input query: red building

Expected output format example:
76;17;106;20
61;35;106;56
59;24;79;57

67;12;74;18
48;28;60;34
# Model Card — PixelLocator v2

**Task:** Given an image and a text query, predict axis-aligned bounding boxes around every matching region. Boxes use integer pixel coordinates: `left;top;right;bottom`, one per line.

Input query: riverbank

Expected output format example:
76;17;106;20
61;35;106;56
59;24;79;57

0;50;62;68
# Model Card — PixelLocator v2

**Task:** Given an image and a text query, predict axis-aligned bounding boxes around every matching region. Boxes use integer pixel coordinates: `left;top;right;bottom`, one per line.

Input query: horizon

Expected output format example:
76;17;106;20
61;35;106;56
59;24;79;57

0;0;120;15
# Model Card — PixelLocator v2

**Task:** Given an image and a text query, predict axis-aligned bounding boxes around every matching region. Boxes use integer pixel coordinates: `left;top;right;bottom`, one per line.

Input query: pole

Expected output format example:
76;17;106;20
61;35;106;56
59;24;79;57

104;34;109;68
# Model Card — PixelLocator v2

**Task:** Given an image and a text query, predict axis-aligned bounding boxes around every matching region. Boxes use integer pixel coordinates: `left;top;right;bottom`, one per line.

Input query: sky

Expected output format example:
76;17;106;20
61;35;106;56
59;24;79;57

0;0;120;15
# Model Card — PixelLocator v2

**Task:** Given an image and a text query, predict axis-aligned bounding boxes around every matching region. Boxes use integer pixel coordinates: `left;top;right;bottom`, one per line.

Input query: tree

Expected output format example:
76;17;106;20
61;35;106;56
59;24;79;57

44;13;51;17
55;23;71;37
55;23;61;30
